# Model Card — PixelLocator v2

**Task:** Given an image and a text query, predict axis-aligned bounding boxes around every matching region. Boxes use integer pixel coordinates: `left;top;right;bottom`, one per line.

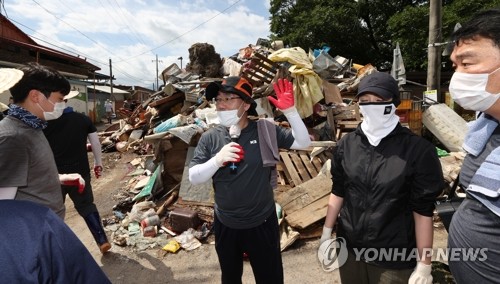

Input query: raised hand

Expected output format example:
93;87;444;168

269;78;294;110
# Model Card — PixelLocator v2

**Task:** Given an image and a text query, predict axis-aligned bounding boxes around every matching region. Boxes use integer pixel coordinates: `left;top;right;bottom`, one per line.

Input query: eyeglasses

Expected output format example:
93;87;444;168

213;96;242;105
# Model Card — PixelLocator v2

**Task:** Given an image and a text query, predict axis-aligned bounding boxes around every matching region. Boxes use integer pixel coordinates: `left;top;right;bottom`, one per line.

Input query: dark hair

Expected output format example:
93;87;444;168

452;8;500;46
9;62;70;103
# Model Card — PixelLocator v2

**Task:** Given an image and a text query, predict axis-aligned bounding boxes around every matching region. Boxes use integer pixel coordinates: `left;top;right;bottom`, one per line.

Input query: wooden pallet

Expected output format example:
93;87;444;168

276;150;328;187
241;52;278;87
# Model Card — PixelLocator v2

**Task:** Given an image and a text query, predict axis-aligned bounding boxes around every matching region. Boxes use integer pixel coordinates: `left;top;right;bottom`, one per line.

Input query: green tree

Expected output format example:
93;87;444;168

270;0;500;72
389;0;500;71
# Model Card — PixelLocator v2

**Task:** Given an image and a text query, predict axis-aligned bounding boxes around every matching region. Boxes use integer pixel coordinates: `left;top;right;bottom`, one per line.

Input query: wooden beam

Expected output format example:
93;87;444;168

289;152;311;182
285;194;330;229
280;152;302;186
277;173;331;215
299;153;318;177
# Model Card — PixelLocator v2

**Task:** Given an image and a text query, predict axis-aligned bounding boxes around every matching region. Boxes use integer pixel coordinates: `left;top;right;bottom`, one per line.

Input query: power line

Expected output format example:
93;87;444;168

26;0;153;84
7;17;105;65
114;0;243;63
110;0;149;47
30;0;144;67
6;0;245;85
7;16;150;85
0;0;8;17
53;0;136;52
96;0;143;47
31;0;117;56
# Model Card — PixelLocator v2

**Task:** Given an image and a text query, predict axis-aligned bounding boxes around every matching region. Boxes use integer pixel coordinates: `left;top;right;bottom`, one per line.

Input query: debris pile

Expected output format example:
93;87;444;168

97;40;464;254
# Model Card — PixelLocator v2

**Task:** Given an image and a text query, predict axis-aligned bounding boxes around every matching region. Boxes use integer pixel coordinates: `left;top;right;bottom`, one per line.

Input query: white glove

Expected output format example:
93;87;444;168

214;142;244;168
409;262;432;284
320;226;333;245
59;173;85;194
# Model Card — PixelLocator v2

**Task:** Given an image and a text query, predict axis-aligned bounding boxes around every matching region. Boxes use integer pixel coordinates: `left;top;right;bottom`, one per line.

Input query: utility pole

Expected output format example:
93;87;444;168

178;56;183;69
152;54;162;91
109;58;114;100
427;0;442;102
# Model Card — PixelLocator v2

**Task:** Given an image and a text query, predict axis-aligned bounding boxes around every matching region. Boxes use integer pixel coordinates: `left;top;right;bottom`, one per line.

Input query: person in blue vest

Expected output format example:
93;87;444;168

0;199;111;283
447;8;500;283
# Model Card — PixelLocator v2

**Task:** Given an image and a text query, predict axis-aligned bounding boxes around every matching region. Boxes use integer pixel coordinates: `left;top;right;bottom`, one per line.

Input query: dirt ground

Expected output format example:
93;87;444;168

63;131;451;284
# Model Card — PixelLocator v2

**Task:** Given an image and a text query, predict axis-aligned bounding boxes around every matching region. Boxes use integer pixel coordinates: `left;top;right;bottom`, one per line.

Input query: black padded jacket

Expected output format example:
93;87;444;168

331;123;444;269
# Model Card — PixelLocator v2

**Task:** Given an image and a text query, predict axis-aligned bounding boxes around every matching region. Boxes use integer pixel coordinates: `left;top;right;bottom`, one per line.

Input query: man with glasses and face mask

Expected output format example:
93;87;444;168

320;72;443;284
0;63;84;219
447;8;500;283
189;76;311;283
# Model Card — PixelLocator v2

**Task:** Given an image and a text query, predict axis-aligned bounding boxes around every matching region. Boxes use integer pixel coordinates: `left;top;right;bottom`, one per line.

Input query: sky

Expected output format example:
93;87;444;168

1;0;272;89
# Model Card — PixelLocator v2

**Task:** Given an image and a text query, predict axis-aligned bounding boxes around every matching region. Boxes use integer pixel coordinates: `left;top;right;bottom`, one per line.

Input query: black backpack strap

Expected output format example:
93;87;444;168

447;173;461;201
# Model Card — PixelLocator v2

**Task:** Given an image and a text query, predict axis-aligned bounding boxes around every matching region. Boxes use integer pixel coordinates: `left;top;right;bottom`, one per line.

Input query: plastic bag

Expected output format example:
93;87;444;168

162;239;181;253
313;51;349;79
128;201;156;222
174;228;202;251
154;114;184;133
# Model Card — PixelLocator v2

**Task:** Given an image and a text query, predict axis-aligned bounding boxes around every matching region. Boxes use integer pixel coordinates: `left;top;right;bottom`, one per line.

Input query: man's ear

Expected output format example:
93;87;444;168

28;90;41;103
243;101;251;112
486;67;500;93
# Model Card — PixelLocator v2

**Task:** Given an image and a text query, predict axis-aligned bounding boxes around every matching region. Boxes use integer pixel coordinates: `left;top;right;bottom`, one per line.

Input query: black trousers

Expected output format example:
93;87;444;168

61;172;97;217
213;210;284;284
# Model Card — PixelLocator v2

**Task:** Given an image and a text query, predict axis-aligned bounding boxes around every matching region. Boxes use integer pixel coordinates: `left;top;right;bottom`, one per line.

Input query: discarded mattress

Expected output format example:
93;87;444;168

422;104;468;152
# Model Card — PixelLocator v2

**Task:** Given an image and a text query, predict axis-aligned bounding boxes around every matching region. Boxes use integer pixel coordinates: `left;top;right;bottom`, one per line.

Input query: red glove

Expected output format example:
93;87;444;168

269;78;294;110
94;166;103;178
232;145;244;162
59;174;85;194
86;143;92;152
214;142;245;167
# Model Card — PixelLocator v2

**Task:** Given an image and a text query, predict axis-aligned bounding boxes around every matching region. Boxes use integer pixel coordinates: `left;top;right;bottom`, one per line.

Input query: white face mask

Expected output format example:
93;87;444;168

359;103;399;146
217;103;243;127
449;67;500;112
37;93;66;120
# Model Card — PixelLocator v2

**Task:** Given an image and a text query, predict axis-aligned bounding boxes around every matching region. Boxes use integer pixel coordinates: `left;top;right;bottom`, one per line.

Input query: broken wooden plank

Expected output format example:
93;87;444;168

148;92;184;107
277;173;331;215
240;74;258;86
310;147;326;159
285;194;330;229
253;52;278;70
275;162;287;185
297;225;324;239
310;141;336;147
176;198;214;207
299;152;318;177
244;69;273;84
311;156;323;173
280;152;302;186
277;160;294;187
289;152;311;182
251;60;276;77
318;152;330;164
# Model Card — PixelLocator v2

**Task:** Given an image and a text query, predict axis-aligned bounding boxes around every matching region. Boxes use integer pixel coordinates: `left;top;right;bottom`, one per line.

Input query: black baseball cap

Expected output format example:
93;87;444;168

205;76;257;115
356;72;401;107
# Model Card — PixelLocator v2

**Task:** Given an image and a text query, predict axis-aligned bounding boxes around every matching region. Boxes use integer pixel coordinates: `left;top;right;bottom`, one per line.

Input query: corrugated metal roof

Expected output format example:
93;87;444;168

88;85;130;94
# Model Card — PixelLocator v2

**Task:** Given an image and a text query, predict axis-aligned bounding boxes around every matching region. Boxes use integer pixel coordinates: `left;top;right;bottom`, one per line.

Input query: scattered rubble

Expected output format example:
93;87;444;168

96;40;464;255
